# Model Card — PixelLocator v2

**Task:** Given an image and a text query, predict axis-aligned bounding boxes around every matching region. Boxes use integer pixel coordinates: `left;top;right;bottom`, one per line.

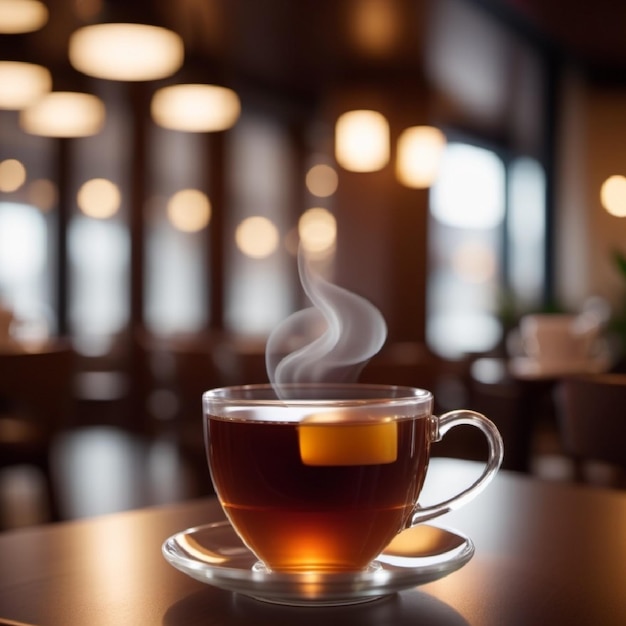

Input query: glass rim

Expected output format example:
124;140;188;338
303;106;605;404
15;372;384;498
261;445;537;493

203;382;433;410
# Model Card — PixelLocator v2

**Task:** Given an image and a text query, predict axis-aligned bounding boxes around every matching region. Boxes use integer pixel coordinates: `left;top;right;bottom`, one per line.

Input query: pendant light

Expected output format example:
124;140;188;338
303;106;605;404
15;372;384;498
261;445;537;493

0;31;51;109
19;67;105;137
151;83;240;132
0;60;51;109
68;3;183;82
20;91;105;137
335;109;390;172
396;125;446;189
0;0;48;34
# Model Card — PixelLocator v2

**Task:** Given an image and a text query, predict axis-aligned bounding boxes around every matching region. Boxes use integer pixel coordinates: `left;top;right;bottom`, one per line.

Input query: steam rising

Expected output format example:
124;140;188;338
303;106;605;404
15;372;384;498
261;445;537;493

266;247;387;394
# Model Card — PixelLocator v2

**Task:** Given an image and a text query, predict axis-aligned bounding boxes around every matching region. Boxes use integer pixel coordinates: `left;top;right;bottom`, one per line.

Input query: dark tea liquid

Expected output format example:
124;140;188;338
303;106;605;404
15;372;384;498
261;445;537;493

207;414;430;572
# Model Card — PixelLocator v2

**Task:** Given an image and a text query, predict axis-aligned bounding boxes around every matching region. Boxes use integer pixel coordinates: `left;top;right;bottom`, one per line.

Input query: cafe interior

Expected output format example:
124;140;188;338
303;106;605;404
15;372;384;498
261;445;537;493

1;0;626;531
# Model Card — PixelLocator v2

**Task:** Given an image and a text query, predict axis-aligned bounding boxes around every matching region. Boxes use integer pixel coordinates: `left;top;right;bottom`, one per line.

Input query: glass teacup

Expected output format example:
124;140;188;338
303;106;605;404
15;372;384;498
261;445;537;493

203;383;503;573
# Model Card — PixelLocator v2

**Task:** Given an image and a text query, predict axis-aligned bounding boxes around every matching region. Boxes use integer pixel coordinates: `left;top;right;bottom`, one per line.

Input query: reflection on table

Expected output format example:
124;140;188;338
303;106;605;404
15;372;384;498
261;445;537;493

1;459;626;625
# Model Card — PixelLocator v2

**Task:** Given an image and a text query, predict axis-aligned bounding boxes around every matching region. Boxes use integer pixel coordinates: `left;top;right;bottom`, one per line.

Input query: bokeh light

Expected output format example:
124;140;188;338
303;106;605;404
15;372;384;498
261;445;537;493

235;216;279;258
20;91;105;137
396;126;446;189
167;189;211;232
151;84;240;132
299;207;337;253
77;178;121;219
335;110;389;172
0;61;51;109
0;0;48;34
0;158;27;192
305;164;338;197
69;23;184;81
600;175;626;217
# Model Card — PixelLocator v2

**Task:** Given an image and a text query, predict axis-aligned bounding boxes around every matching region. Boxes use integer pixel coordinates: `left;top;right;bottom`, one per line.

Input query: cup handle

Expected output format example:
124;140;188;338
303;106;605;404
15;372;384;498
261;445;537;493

408;410;504;526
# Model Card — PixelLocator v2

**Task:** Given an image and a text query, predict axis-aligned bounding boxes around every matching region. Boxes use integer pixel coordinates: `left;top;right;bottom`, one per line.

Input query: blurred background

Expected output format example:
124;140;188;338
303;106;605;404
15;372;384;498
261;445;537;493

2;0;626;528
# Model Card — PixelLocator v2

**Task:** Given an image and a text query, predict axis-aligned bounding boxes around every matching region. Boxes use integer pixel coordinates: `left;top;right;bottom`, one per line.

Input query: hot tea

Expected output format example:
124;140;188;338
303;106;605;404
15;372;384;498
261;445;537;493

206;412;430;572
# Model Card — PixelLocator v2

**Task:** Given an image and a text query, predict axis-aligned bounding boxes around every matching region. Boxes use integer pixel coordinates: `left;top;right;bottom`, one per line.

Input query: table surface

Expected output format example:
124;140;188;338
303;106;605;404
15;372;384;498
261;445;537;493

1;458;625;626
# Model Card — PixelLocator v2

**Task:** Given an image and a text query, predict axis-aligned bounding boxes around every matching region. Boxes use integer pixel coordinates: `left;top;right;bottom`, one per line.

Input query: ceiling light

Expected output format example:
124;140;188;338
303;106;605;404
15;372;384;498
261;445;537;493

151;84;241;132
0;61;51;109
0;0;48;34
20;91;106;137
69;23;184;81
396;126;446;189
335;110;389;172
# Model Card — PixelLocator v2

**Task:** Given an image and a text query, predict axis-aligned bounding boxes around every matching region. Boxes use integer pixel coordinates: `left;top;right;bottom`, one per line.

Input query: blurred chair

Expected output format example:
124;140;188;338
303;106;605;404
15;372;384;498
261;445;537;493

557;373;626;486
162;335;227;495
467;357;530;472
0;342;76;524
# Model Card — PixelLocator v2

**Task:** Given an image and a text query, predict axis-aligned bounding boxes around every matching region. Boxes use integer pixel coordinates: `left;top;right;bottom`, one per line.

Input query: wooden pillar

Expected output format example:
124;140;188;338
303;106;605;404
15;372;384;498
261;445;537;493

55;138;71;336
129;83;148;333
127;82;149;432
207;131;226;332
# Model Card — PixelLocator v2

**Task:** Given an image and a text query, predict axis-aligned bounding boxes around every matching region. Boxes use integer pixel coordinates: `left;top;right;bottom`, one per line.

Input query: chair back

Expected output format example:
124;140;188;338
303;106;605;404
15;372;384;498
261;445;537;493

557;373;626;472
0;342;76;523
0;342;76;438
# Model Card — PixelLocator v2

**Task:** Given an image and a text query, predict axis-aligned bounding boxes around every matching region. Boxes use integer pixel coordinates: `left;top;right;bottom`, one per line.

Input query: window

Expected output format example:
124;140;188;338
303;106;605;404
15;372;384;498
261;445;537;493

507;156;546;309
427;141;546;358
0;201;51;339
69;216;129;343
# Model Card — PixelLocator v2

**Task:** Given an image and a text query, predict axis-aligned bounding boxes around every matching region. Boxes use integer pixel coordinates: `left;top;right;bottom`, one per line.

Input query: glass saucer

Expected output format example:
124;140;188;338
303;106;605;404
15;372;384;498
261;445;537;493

162;520;474;607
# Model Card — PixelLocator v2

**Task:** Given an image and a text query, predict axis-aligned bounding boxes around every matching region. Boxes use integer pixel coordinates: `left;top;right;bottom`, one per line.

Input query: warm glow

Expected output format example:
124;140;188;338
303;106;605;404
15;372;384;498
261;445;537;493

69;23;184;81
0;61;51;109
74;0;102;21
27;178;57;211
151;84;241;132
335;110;389;172
235;216;279;258
0;0;48;33
167;189;211;232
396;126;446;189
350;0;399;57
298;208;337;253
77;178;121;219
20;91;105;137
600;175;626;217
0;159;27;192
305;164;338;197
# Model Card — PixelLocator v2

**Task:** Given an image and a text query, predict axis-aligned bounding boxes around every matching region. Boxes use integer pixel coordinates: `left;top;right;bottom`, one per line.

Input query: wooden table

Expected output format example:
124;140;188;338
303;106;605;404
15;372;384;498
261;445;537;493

1;458;625;626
